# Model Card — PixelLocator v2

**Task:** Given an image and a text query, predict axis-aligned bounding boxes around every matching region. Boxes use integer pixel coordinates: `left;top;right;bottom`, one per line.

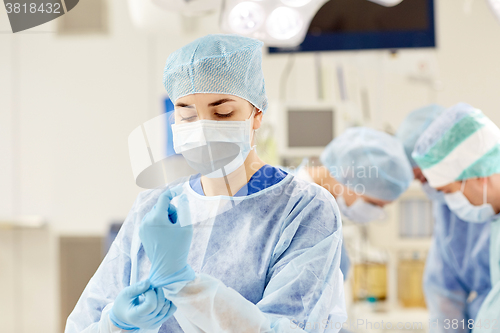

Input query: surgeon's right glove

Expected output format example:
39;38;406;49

139;189;195;288
110;279;176;330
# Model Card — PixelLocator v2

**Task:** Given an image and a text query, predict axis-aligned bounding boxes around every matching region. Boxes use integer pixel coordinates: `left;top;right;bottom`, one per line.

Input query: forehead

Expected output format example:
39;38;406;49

435;181;461;192
175;93;246;106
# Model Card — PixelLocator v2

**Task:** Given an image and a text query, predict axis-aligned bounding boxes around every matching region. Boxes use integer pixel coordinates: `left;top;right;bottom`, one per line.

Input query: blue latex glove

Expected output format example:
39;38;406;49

139;189;195;288
110;279;176;330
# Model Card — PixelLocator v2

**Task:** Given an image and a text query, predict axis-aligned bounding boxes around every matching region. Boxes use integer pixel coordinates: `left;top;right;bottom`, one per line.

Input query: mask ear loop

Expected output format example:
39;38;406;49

483;178;488;205
461;179;467;193
249;107;258;151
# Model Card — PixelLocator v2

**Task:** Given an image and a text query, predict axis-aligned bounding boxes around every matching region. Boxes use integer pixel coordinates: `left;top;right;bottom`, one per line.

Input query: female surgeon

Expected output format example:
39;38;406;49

65;34;346;333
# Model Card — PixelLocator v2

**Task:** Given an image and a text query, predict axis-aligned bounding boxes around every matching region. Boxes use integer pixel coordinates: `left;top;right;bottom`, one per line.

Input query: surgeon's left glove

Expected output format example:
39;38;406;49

110;279;177;331
140;189;195;288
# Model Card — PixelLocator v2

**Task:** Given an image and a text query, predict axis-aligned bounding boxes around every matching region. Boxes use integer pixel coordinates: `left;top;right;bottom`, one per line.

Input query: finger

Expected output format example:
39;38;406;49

168;205;178;224
135;289;158;315
123;279;150;299
151;302;177;328
174;195;191;226
150;287;166;317
156;189;174;212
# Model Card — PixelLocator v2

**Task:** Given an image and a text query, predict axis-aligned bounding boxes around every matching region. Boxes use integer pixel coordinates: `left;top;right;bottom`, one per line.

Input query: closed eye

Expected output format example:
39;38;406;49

215;111;234;118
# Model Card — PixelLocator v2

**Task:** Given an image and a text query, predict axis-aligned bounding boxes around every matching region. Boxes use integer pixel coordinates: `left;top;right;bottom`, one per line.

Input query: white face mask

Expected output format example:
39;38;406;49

171;109;255;178
336;195;386;224
444;180;496;223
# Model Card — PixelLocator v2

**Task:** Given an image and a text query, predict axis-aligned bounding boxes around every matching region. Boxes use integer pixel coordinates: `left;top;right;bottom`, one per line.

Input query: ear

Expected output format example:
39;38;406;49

253;109;263;130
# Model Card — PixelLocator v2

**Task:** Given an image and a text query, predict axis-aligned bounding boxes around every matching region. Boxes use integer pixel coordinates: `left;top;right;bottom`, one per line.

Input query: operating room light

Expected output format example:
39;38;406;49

487;0;500;23
229;2;265;34
220;0;328;47
266;7;303;40
281;0;312;7
366;0;403;7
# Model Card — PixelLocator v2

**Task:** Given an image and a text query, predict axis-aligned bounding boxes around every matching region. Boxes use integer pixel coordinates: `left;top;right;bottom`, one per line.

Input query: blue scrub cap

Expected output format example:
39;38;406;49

163;34;268;113
412;103;500;188
321;127;413;201
396;104;445;168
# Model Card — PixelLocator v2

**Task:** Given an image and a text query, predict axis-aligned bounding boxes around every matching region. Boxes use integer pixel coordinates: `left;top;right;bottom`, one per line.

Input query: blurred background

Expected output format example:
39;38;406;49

1;0;500;332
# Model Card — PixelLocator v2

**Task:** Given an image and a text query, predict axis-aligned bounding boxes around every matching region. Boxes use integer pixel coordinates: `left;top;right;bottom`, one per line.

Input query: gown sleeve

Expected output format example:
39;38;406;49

162;186;346;333
64;190;160;333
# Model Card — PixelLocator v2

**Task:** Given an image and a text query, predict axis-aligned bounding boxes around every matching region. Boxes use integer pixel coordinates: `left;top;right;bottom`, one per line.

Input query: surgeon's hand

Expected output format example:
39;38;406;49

110;279;176;330
140;189;195;288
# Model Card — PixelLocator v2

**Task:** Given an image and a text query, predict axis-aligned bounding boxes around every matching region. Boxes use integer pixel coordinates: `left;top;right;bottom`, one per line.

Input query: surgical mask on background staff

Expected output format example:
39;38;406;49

444;179;496;223
336;195;386;224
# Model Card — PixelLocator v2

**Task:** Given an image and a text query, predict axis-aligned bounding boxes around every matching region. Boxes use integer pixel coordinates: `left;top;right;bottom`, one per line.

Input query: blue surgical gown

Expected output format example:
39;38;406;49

424;201;491;332
65;170;346;333
472;215;500;333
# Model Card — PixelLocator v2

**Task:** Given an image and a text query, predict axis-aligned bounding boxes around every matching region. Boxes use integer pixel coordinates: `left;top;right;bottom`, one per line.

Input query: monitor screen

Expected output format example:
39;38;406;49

288;110;334;147
270;0;435;53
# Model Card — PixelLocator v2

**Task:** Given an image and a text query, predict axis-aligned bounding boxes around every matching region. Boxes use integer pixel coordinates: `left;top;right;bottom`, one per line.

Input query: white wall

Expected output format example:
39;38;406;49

1;0;500;236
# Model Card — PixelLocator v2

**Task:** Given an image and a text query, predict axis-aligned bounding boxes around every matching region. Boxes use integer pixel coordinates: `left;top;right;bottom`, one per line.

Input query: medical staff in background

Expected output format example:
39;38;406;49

411;103;500;333
292;127;414;278
65;34;347;333
397;104;492;333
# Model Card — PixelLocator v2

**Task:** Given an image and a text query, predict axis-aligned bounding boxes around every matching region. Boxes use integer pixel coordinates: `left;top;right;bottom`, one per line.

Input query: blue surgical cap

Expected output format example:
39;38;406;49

396;104;445;167
163;34;268;113
321;127;413;201
412;103;500;188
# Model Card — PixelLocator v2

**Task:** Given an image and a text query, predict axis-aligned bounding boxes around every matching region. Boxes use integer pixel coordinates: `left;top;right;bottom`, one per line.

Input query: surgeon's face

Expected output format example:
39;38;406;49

174;93;263;129
436;178;486;206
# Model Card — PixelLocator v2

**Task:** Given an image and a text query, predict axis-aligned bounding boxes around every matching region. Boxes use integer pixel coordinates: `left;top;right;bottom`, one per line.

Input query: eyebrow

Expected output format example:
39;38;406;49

175;98;236;108
208;98;236;107
175;102;193;108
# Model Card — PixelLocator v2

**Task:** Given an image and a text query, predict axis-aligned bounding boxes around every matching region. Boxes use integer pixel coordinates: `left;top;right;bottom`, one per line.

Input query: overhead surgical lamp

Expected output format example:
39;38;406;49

220;0;329;47
367;0;403;6
487;0;500;23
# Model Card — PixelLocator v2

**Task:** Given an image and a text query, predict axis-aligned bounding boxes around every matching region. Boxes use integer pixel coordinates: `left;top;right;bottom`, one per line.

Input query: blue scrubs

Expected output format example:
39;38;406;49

424;202;491;332
190;164;288;196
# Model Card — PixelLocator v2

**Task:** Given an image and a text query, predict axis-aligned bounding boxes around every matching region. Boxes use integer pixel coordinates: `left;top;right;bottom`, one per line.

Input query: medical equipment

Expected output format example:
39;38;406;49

220;0;329;47
397;252;426;308
367;0;403;5
269;0;435;53
487;0;500;23
275;102;337;158
352;263;387;301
